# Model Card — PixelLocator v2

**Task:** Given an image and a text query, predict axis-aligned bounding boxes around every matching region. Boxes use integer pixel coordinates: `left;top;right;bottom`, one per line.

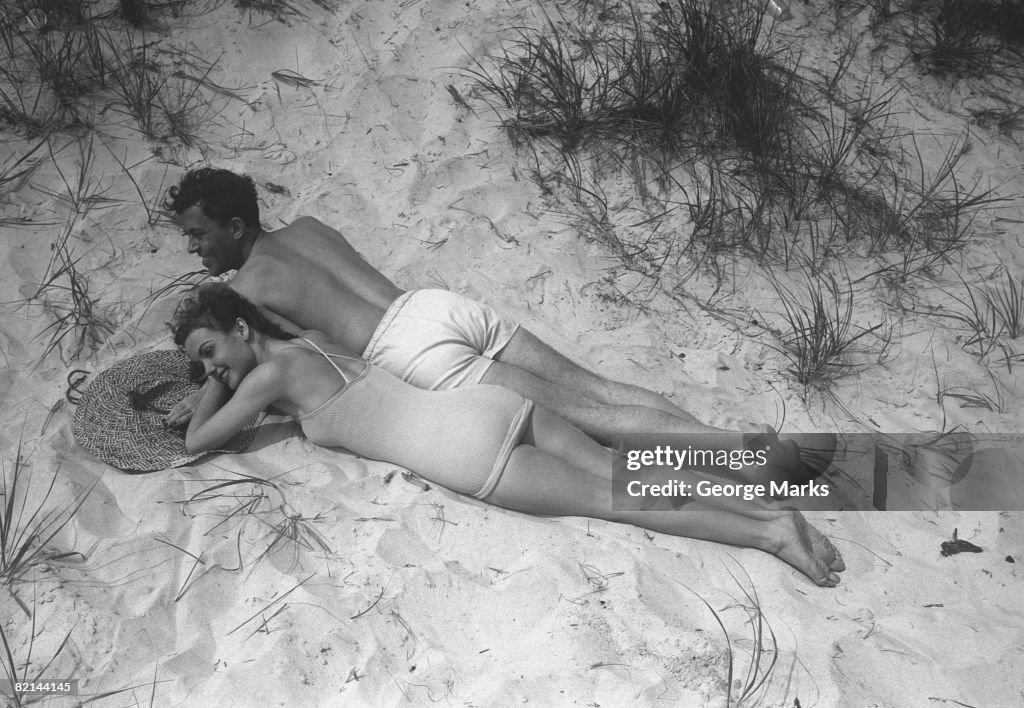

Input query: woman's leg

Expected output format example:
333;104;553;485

519;407;784;517
488;408;845;586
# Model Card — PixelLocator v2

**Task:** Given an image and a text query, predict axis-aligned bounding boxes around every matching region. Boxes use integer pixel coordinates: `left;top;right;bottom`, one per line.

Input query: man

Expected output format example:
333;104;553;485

164;167;783;462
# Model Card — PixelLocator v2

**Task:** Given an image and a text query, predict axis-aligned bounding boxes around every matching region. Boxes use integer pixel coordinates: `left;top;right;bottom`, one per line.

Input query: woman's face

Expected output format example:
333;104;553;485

183;323;257;390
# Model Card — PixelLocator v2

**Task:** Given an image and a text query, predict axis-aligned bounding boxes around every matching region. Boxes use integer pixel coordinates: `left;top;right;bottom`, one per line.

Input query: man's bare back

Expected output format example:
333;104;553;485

231;216;403;354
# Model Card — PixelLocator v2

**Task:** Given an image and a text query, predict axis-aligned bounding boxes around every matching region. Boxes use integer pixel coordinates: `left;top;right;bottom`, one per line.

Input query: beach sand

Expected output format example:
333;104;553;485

1;0;1022;705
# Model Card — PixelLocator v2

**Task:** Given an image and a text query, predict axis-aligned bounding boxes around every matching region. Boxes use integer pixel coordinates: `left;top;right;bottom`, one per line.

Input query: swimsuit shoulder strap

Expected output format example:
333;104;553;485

299;337;364;385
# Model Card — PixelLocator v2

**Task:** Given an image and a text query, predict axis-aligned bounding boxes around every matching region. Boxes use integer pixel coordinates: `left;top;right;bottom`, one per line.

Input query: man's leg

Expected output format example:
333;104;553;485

495;327;699;419
479;356;747;452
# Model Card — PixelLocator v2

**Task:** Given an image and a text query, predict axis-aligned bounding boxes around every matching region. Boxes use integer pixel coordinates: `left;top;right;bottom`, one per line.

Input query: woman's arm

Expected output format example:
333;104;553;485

184;364;284;453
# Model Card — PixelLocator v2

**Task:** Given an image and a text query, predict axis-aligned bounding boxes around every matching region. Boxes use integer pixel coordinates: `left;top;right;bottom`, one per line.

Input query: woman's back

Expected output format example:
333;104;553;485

294;340;533;499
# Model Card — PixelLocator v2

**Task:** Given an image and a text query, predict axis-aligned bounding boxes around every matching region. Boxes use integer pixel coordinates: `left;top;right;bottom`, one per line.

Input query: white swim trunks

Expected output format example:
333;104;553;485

361;289;520;390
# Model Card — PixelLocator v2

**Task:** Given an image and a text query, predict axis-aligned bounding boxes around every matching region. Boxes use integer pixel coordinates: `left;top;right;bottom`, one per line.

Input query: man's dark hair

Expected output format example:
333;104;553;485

165;168;261;230
171;282;296;349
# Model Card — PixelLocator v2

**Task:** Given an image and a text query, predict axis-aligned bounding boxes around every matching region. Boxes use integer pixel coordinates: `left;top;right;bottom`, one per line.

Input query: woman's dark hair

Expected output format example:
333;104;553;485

171;283;296;348
165;168;260;230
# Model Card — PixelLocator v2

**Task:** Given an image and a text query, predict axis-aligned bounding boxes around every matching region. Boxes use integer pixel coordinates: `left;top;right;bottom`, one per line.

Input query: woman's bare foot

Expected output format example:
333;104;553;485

803;515;845;573
768;512;845;587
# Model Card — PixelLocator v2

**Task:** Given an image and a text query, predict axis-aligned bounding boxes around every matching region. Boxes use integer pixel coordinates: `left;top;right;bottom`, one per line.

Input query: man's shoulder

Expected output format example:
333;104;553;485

277;216;353;244
231;259;277;293
278;215;326;235
228;272;288;316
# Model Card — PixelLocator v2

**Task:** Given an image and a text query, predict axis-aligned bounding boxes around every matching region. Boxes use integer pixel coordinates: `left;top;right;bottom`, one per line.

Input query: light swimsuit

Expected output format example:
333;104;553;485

361;290;520;390
294;338;533;499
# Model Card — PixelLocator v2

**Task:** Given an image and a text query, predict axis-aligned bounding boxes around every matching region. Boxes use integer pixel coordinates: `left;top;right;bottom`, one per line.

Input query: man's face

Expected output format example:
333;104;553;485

180;205;243;276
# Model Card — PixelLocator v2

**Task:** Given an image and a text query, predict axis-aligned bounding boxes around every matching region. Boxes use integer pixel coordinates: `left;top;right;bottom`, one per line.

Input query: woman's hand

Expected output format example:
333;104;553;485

164;391;201;429
184;365;281;454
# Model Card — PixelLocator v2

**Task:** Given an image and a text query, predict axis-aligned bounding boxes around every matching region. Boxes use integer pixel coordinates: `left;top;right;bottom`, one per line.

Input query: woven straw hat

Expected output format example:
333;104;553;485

73;350;264;473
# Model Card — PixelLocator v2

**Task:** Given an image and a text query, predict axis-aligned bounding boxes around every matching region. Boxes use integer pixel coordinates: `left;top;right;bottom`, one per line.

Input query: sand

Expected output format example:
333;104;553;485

1;0;1022;706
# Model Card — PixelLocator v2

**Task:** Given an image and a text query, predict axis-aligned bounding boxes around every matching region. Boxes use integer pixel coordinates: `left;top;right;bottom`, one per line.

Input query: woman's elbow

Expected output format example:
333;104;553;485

184;433;214;455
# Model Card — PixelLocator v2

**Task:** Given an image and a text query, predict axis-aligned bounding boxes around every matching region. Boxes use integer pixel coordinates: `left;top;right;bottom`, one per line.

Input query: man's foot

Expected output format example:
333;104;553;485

748;433;838;494
799;433;839;478
769;512;845;587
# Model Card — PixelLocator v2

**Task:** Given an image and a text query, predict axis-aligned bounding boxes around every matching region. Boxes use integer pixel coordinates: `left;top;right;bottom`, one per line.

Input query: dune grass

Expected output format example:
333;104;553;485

101;27;224;148
0;1;233;364
938;367;1013;413
468;0;815;198
0;596;76;708
985;268;1024;340
40;134;121;215
970;104;1024;138
0;138;48;226
0;19;67;135
235;0;308;23
835;0;1024;81
26;148;119;366
940;277;1006;360
177;470;332;574
31;227;115;364
680;562;798;707
104;142;175;226
769;269;891;391
929;262;1024;368
907;0;996;77
0;2;226;151
118;0;158;28
466;0;1008;397
1;435;93;586
467;0;997;287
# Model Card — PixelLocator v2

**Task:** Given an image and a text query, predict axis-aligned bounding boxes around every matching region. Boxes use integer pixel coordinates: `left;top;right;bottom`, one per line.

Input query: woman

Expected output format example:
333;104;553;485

170;283;845;587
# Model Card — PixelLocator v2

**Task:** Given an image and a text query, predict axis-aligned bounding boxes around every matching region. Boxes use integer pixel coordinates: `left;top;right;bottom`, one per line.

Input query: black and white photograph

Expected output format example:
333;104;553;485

1;0;1022;705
